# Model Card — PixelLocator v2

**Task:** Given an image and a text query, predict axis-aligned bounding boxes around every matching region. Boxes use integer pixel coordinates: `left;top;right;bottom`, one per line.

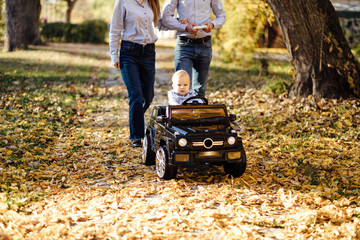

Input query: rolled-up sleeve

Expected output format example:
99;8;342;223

211;0;226;29
161;0;187;31
109;0;125;64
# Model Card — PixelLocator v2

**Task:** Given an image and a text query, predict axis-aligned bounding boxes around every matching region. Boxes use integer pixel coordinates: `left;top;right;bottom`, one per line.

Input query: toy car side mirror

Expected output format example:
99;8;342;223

229;114;236;122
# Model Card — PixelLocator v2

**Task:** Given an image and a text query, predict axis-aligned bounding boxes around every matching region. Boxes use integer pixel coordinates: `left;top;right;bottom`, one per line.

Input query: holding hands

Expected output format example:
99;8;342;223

112;19;214;68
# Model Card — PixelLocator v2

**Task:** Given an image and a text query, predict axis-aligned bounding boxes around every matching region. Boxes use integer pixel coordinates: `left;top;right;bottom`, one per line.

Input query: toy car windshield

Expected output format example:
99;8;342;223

169;107;229;126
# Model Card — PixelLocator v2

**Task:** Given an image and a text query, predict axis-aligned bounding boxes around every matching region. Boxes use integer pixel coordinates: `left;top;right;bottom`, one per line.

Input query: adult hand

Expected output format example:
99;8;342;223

178;18;188;24
203;22;214;33
113;62;120;69
185;24;199;35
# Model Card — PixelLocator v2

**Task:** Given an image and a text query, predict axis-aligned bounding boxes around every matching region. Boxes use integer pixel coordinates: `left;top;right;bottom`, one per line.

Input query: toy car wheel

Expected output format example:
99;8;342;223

156;146;177;180
142;134;155;166
224;148;246;178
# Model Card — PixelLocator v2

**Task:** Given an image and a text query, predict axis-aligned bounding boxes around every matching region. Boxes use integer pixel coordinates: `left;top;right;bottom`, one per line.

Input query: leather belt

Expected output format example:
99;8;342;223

178;36;211;44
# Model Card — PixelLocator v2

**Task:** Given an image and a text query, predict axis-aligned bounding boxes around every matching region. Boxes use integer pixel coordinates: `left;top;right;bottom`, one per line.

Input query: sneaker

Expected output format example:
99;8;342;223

131;140;142;148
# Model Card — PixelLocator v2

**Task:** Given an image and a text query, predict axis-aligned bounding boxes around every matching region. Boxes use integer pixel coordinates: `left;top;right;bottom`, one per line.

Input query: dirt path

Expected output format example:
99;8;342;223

1;42;359;240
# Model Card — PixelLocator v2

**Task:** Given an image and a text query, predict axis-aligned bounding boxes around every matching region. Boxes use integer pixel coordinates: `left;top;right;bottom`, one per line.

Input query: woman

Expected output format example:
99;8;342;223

109;0;160;148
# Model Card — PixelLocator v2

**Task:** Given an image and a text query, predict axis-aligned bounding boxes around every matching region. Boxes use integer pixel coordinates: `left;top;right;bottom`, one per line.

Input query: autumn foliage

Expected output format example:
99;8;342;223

1;43;360;239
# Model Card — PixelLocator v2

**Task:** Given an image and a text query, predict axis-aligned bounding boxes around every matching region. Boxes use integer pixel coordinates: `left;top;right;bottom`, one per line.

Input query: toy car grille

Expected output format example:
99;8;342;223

192;140;223;148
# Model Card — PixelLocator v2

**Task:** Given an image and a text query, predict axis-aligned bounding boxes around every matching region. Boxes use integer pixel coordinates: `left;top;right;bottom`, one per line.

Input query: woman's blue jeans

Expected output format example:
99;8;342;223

174;37;212;97
120;40;155;141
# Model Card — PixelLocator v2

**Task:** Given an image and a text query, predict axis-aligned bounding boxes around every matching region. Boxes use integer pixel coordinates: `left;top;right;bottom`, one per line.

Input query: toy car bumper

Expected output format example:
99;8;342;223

170;149;244;165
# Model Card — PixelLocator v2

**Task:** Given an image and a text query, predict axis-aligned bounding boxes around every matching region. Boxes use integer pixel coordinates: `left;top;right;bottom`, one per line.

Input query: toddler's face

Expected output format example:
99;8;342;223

173;75;190;96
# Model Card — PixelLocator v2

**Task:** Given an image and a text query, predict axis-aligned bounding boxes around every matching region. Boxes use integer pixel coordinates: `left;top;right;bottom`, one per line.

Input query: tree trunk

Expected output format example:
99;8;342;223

0;0;3;21
65;0;77;23
4;0;27;51
4;0;43;52
24;0;43;45
267;0;360;99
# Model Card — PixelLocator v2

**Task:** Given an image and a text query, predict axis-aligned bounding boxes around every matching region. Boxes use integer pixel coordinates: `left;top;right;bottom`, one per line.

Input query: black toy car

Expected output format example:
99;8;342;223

142;96;246;180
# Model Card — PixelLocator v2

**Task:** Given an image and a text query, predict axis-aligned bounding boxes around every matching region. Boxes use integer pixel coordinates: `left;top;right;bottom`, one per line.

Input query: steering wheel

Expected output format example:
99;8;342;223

181;96;208;105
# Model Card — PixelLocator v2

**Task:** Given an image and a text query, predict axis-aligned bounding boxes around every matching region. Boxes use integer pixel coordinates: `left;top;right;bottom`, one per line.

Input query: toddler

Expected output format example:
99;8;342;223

168;70;196;105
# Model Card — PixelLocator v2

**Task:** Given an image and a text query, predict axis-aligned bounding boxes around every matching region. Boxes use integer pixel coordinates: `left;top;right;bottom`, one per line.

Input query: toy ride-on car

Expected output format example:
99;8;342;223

142;96;246;180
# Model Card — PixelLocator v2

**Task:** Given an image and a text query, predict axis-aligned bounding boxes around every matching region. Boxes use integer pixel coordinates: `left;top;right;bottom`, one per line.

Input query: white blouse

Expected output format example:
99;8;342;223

109;0;158;64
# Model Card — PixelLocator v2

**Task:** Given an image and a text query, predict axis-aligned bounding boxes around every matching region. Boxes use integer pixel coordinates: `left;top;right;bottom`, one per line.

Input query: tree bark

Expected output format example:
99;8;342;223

24;0;43;45
0;0;3;21
267;0;360;99
64;0;77;23
4;0;43;52
4;0;27;51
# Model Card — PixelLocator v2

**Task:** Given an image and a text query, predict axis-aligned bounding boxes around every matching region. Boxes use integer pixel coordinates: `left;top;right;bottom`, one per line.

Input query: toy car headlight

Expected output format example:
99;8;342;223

178;138;187;147
227;136;236;145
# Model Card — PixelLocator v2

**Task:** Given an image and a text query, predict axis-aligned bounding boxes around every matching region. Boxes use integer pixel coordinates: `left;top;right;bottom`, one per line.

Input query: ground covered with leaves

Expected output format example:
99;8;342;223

1;43;360;239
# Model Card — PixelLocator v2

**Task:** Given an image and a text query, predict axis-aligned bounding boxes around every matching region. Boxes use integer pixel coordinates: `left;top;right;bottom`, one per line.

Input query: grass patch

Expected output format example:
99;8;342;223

208;50;293;93
0;44;108;93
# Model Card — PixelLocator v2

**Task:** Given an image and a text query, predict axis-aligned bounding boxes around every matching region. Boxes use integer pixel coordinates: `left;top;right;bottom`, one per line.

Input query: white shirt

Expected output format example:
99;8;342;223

168;89;197;105
161;0;226;38
109;0;158;64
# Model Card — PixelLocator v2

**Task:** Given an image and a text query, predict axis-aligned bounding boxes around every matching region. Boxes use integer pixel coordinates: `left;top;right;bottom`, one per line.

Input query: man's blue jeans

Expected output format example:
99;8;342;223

120;40;155;141
174;37;212;97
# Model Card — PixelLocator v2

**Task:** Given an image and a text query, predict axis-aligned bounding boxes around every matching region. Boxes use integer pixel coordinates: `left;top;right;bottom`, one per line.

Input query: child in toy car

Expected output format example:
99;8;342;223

167;70;197;105
143;93;246;180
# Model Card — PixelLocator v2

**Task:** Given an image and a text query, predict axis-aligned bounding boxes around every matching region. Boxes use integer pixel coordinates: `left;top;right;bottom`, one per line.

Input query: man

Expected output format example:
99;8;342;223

161;0;226;97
